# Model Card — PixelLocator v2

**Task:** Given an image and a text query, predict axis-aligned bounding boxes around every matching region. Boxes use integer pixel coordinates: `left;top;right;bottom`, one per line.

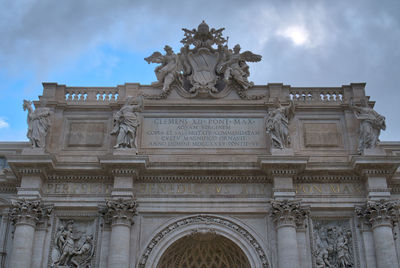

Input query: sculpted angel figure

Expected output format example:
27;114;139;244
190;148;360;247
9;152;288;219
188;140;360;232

266;100;295;149
23;100;51;148
350;98;386;153
217;44;261;90
111;96;143;149
145;45;181;92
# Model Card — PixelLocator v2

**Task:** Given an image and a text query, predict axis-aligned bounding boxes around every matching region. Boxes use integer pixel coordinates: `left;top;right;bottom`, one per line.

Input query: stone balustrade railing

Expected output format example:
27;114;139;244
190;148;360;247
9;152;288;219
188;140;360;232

38;82;360;105
65;87;119;102
289;87;344;103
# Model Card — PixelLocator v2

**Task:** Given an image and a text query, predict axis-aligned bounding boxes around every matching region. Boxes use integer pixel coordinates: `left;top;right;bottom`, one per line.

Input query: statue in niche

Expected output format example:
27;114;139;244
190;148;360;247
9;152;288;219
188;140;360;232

144;21;262;99
266;99;294;149
350;98;386;153
145;45;181;92
52;220;94;268
23;100;51;148
111;95;143;150
312;221;354;268
217;44;261;90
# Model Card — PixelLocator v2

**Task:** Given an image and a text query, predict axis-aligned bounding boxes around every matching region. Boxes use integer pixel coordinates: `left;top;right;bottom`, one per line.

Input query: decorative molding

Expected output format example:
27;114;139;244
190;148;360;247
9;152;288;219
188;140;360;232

295;175;361;183
100;198;137;226
138;175;269;183
47;175;111;182
362;169;392;175
17;168;43;175
112;169;139;176
270;200;309;228
9;199;52;227
270;169;297;176
272;188;296;193
355;199;398;229
367;188;391;192
0;184;18;193
138;214;270;268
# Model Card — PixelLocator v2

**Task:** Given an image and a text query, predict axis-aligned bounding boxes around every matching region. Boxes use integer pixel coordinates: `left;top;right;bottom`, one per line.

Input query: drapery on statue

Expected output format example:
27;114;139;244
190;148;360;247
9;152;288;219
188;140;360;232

266;99;295;149
145;45;181;92
350;98;386;154
23;100;51;148
110;95;144;149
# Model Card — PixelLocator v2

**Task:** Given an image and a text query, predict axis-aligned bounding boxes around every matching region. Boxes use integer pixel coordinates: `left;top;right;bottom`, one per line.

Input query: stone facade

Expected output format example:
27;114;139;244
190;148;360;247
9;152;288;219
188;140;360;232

0;22;399;268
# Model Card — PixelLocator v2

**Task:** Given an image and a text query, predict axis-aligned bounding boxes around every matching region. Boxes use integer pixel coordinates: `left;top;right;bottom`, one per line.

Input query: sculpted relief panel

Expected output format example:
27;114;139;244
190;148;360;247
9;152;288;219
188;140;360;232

50;219;97;268
311;219;357;268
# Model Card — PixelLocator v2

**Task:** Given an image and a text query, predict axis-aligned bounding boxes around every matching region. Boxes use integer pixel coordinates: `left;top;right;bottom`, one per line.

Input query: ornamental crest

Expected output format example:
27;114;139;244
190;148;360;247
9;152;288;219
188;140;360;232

145;21;262;99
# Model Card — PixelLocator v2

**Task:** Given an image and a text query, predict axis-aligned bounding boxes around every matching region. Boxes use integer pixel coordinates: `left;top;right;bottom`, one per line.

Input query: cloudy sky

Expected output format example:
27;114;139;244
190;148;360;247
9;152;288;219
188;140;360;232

0;0;399;141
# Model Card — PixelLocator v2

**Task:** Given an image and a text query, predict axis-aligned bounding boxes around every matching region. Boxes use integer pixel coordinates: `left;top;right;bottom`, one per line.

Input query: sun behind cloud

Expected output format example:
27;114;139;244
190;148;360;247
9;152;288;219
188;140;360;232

277;25;310;46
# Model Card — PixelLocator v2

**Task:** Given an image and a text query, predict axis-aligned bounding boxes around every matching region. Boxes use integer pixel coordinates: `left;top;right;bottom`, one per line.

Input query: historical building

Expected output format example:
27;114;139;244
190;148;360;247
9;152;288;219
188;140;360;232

0;22;399;268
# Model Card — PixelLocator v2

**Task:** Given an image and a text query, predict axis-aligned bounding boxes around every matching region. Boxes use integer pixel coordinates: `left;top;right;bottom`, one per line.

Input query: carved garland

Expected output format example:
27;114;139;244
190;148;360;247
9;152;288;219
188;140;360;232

138;214;270;268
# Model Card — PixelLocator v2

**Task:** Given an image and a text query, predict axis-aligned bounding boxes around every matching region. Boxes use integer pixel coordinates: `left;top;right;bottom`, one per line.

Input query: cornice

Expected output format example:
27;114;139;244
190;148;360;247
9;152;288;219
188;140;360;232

295;175;361;183
351;155;400;178
47;175;111;182
137;175;269;183
258;155;308;177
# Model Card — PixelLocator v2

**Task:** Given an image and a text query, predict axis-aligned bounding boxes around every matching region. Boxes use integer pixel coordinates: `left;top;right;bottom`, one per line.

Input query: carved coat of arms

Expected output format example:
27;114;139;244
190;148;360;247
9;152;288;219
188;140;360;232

145;21;262;99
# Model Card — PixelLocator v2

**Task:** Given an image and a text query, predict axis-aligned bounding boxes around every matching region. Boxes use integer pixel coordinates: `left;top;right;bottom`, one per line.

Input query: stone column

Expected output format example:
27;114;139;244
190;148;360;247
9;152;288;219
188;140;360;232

102;198;137;268
271;200;307;268
356;200;399;268
8;199;51;268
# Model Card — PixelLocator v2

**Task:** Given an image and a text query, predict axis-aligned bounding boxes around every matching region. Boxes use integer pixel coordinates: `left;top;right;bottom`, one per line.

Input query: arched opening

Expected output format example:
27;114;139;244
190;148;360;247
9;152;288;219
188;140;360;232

157;231;251;268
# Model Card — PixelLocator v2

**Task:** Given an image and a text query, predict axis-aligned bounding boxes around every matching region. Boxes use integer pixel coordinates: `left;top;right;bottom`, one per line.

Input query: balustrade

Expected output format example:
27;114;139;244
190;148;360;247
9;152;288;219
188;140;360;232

64;87;119;102
289;87;343;103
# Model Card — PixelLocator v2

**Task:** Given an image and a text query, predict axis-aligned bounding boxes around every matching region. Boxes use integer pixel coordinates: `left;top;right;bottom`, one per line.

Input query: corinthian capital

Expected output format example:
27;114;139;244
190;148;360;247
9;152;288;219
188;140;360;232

271;200;309;228
356;199;398;228
9;199;52;227
101;198;138;226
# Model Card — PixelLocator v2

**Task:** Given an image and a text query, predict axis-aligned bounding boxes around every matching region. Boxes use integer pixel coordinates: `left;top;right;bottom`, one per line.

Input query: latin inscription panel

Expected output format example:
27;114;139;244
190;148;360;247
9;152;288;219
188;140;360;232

142;117;266;149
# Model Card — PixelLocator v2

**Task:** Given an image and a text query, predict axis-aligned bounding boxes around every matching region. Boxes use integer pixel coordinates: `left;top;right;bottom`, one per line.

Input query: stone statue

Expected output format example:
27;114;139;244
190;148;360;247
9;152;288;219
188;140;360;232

110;96;143;150
217;44;261;90
52;220;94;268
145;45;181;92
23;100;51;148
266;100;295;149
145;21;262;99
350;98;386;153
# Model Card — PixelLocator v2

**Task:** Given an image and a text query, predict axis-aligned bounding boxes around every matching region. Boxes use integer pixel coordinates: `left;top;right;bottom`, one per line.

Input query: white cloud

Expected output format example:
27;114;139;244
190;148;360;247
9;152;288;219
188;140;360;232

0;118;9;129
277;25;310;46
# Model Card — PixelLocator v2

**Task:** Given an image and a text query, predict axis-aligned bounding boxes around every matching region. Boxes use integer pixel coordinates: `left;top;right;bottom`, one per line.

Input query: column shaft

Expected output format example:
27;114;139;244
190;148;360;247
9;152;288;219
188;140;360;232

9;223;35;268
372;225;399;268
108;224;131;268
277;225;300;268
